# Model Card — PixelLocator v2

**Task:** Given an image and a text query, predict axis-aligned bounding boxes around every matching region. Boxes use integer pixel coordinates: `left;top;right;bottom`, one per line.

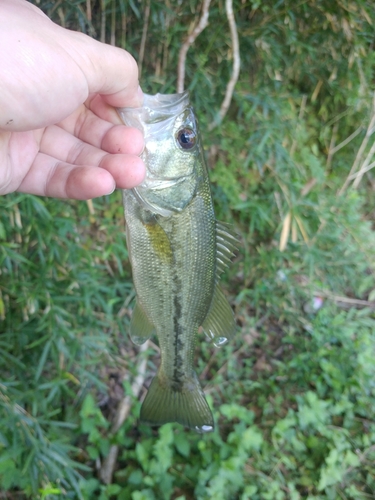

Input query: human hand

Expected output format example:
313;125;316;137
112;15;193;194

0;0;145;200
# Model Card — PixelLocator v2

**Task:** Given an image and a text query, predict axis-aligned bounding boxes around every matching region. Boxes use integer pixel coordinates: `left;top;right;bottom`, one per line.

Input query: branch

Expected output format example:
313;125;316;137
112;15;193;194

330;125;363;155
100;0;106;43
347;158;375;182
290;94;307;157
86;0;92;21
326;122;338;169
110;0;116;46
209;0;241;130
177;0;212;93
99;341;149;484
339;91;375;194
352;136;375;188
138;0;151;79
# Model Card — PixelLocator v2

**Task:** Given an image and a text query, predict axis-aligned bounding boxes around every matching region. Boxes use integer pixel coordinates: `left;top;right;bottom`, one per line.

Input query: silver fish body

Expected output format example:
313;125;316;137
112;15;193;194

118;92;236;432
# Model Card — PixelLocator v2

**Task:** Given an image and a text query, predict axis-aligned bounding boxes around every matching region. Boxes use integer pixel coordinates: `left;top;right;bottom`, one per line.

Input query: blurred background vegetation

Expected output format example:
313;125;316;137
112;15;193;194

1;0;375;498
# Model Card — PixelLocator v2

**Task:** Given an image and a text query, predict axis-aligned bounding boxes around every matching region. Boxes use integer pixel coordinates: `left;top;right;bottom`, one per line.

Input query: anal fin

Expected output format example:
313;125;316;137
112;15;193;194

202;284;236;347
130;300;155;345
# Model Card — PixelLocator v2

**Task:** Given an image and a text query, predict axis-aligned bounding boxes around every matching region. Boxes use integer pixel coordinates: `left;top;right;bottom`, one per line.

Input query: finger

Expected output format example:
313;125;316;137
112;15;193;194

18;150;145;199
40;124;145;179
98;153;145;189
101;125;144;155
38;126;145;192
85;94;124;125
18;153;116;199
57;107;144;154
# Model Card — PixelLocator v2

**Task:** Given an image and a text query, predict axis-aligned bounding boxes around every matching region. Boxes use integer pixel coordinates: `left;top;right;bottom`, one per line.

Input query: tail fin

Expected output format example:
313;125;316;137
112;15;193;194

140;371;214;433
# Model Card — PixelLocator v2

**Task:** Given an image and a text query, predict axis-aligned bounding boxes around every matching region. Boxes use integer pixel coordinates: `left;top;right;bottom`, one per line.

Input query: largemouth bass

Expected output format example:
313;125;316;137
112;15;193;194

118;92;237;433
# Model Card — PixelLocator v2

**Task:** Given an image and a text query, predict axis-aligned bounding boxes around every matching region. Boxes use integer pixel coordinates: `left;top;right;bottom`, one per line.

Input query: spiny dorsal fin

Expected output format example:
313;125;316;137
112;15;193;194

216;221;238;276
202;284;236;347
130;300;155;345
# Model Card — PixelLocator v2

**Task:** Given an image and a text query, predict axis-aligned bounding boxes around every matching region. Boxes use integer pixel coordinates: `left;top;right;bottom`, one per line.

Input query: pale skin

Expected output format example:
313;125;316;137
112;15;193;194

0;0;146;200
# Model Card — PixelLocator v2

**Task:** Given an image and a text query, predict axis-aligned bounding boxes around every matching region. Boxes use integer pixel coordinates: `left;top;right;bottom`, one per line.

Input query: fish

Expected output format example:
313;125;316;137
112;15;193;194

118;91;237;433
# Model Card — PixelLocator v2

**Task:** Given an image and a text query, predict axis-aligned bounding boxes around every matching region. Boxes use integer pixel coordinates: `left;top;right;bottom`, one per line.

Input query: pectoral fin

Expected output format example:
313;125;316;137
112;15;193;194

216;221;238;276
202;284;236;347
130;300;155;345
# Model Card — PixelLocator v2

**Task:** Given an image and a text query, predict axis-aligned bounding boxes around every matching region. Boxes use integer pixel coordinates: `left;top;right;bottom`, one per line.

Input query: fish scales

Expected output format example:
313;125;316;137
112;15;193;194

119;92;236;432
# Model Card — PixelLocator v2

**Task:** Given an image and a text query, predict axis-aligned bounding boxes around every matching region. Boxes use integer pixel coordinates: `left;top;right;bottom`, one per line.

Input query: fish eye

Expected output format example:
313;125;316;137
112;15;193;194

176;127;197;150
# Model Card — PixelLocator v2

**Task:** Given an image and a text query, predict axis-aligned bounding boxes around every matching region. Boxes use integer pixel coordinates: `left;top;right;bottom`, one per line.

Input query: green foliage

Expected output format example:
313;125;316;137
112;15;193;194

0;192;131;497
2;0;375;498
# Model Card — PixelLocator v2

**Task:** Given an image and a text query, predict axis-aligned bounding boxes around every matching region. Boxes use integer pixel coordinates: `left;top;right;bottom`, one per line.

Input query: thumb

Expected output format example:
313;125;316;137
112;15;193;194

64;31;144;108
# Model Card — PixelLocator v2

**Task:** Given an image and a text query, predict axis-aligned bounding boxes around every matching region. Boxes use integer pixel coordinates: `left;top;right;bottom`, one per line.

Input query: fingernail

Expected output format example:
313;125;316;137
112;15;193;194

106;180;116;195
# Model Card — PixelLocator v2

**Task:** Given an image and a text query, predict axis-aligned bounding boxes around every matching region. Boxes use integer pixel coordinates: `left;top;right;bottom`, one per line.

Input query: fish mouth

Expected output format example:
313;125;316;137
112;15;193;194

142;91;190;115
118;91;190;127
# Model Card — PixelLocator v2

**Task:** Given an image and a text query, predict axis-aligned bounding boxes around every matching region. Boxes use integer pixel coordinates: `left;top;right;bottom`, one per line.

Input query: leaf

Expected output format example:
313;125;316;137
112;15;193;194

174;433;190;458
291;218;298;243
279;211;291;251
80;394;96;419
136;443;150;471
318;449;344;490
128;469;143;485
241;426;263;452
295;215;309;244
107;484;122;495
86;446;99;460
344;450;360;468
34;340;52;382
0;297;5;320
0;221;5;240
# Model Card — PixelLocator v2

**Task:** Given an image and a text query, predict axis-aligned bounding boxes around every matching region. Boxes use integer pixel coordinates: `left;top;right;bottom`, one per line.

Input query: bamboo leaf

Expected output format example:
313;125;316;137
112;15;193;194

34;340;52;382
279;211;291;251
295;215;309;244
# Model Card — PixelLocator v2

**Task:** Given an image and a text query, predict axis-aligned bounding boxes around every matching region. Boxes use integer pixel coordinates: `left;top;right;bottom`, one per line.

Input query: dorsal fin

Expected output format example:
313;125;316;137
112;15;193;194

216;221;238;277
